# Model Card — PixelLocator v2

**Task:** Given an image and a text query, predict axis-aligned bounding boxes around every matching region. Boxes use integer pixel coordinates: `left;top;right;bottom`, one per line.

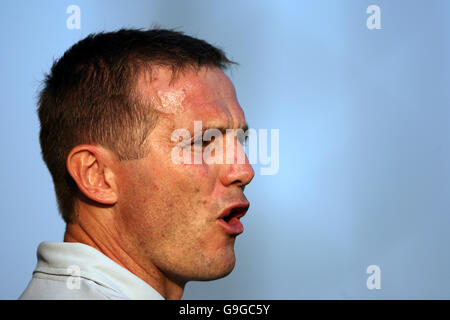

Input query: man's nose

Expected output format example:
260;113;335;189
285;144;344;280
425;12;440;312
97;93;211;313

220;139;255;189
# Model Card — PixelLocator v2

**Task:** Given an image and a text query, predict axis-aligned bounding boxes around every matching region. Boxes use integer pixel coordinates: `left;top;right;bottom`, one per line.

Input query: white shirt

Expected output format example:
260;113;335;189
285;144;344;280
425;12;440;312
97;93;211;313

19;242;164;300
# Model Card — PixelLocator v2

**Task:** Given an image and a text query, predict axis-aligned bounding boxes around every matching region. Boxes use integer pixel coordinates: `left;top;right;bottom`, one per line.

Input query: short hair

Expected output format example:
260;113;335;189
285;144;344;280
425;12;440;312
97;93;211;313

38;28;236;223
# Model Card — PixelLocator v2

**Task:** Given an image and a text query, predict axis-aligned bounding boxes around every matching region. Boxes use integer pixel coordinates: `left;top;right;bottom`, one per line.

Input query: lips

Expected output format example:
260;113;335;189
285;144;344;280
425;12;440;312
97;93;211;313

218;202;249;235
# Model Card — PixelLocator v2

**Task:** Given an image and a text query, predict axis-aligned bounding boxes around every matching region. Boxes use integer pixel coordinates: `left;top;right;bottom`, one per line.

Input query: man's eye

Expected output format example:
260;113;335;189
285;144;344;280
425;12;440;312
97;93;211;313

191;136;216;147
190;140;212;147
238;135;248;146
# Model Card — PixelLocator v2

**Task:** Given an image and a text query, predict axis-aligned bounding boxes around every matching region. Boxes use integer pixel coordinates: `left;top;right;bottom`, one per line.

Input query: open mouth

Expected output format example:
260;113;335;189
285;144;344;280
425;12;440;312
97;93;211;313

218;204;249;235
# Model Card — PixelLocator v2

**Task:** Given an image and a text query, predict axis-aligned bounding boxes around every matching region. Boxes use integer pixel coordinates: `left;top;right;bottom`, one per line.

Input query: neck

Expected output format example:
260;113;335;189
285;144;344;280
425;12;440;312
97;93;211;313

63;205;185;300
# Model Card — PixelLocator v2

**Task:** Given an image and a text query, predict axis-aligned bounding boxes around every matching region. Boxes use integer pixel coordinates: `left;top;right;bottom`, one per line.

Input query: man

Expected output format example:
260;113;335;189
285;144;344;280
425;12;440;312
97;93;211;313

20;29;254;300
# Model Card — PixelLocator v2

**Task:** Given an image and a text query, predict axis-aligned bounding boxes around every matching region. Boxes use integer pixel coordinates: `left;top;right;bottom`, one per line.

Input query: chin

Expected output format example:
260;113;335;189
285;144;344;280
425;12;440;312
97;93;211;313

200;247;237;281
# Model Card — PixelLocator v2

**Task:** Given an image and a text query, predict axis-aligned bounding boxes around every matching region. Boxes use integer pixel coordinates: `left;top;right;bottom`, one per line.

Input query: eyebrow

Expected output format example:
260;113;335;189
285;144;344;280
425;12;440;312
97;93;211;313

200;122;249;134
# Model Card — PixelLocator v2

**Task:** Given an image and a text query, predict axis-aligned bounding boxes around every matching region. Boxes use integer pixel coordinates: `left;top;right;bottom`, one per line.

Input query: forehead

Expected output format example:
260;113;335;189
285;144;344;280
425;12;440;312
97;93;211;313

138;66;246;130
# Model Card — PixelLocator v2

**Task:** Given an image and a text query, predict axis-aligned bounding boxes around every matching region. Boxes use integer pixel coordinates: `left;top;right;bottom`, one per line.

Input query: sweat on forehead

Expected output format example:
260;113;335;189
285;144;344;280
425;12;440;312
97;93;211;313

133;67;184;114
135;66;236;115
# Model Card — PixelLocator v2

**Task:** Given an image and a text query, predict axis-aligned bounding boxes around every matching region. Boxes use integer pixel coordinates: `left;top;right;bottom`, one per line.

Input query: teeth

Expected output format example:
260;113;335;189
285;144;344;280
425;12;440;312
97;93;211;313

226;209;239;222
221;206;247;223
223;210;234;223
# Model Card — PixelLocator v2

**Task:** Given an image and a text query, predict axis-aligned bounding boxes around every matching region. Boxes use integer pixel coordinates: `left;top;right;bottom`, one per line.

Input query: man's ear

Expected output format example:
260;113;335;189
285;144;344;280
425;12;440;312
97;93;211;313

66;144;119;205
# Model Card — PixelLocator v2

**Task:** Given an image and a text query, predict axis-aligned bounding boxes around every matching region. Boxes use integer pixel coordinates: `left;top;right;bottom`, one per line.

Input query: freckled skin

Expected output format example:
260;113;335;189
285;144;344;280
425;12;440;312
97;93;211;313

115;67;255;290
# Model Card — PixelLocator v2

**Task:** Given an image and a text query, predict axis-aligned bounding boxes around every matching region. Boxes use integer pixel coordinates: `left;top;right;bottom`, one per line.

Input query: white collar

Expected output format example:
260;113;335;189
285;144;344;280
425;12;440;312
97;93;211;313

35;241;164;300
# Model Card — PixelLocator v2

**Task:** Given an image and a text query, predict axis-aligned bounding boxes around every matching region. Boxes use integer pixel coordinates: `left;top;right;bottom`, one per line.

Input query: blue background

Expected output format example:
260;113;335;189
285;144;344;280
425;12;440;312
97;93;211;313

0;0;449;299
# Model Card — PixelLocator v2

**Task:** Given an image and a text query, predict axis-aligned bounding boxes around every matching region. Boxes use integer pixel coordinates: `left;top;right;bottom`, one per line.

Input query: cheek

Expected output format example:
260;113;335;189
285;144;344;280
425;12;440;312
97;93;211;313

171;158;218;193
120;157;220;229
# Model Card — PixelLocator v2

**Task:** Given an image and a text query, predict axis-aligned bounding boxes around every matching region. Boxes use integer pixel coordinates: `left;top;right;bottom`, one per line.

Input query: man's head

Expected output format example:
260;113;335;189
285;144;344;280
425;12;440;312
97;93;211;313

38;29;254;286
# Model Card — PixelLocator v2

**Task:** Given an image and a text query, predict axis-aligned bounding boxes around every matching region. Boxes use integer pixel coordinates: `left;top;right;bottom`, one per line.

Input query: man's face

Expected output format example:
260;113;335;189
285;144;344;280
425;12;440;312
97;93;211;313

116;67;254;283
